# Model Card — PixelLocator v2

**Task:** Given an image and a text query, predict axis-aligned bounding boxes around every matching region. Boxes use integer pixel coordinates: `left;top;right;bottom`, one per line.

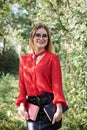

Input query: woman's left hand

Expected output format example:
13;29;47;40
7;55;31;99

52;103;62;124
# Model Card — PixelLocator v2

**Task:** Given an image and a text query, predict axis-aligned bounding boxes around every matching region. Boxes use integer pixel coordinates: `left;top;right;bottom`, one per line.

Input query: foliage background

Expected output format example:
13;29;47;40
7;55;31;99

0;0;87;130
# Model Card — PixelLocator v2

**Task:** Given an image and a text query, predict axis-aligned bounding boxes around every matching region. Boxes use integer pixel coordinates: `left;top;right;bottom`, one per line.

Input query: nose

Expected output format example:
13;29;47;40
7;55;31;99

38;36;44;40
39;37;43;40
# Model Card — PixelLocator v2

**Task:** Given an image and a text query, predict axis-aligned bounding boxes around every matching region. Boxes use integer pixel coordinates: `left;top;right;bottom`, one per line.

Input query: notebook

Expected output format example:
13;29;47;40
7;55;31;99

25;103;40;121
43;102;56;121
43;102;69;121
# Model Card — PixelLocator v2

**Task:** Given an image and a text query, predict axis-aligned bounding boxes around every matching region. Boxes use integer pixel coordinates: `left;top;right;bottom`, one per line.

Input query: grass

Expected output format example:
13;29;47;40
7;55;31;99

0;74;25;130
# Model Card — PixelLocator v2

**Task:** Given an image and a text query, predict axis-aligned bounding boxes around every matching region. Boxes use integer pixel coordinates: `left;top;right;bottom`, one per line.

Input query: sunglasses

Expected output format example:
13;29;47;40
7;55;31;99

34;33;48;39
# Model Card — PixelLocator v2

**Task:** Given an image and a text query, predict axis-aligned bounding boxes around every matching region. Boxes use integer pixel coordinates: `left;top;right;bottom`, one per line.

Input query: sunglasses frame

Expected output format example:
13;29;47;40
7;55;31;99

34;33;48;40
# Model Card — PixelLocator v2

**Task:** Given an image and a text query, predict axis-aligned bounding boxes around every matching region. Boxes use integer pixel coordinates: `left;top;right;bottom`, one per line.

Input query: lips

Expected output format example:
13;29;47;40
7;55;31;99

38;42;45;44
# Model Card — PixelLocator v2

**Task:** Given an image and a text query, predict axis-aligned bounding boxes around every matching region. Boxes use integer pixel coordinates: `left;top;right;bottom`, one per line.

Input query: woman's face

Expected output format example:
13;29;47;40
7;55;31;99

33;28;48;49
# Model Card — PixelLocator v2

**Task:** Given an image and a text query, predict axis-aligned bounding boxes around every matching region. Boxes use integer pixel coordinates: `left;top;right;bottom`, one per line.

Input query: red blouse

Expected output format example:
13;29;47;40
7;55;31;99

16;50;67;107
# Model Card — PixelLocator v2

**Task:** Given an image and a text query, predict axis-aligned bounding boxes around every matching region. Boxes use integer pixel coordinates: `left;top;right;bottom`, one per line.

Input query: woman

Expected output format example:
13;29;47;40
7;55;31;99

16;24;68;130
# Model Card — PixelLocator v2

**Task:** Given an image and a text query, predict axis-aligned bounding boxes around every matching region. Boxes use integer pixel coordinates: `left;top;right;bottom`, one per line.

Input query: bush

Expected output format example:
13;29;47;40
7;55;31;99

59;45;87;130
3;48;19;75
0;74;26;130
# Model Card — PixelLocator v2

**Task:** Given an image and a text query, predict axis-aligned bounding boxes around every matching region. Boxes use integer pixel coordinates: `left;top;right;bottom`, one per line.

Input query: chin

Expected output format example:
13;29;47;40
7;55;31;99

37;45;46;48
37;43;47;48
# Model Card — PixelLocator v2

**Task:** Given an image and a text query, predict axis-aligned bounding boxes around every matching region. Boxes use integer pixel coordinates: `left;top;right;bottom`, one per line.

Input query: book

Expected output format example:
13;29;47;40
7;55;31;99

43;102;69;121
25;103;40;121
43;102;56;121
43;102;62;129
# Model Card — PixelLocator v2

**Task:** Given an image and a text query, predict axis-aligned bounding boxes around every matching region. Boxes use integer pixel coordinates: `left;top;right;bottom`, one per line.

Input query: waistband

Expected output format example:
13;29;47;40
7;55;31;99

28;92;54;107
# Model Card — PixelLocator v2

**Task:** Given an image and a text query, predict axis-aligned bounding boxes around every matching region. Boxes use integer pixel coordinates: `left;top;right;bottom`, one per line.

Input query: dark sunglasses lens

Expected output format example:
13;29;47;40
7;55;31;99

35;33;41;37
43;34;48;38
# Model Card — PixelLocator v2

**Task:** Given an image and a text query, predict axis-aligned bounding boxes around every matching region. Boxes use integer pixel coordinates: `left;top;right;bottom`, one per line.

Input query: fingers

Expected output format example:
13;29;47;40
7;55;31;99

20;111;28;120
19;110;29;120
18;105;29;120
52;115;56;124
52;111;62;124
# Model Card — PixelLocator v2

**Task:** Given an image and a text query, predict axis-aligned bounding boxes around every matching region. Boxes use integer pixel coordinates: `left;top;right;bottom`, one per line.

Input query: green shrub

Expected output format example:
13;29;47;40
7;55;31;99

3;48;19;74
0;74;26;130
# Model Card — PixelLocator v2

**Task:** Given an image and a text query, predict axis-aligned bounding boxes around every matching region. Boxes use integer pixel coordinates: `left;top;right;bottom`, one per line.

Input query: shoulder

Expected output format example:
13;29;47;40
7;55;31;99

20;53;31;63
47;51;59;60
21;53;31;59
47;51;61;65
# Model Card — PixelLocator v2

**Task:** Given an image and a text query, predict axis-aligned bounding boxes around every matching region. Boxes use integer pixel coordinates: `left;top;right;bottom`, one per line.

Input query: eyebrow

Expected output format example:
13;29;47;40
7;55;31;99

35;33;48;35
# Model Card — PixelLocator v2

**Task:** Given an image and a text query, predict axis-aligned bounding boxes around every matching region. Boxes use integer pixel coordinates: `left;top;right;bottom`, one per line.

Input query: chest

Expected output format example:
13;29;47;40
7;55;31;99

23;54;51;75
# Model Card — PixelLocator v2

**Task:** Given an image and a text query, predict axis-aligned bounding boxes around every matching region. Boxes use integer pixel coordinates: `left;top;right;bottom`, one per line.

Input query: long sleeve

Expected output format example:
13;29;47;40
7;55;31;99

51;55;67;107
16;56;27;106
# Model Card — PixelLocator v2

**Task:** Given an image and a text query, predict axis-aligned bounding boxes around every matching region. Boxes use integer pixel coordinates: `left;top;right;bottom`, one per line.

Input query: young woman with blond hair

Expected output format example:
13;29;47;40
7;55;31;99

16;24;68;130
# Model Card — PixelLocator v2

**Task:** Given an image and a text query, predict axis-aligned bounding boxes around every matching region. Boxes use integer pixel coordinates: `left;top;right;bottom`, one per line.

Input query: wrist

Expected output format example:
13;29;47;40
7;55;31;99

56;103;62;112
20;102;25;107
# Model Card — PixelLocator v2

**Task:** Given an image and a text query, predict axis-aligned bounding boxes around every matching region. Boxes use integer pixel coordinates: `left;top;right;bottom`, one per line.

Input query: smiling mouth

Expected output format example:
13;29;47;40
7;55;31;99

38;42;45;44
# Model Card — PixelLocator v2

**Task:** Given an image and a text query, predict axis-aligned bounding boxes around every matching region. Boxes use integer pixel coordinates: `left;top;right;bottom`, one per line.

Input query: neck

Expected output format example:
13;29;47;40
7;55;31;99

34;48;45;55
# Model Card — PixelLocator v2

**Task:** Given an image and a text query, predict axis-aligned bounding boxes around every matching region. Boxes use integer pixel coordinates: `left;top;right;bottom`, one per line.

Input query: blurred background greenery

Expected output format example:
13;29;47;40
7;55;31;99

0;0;87;130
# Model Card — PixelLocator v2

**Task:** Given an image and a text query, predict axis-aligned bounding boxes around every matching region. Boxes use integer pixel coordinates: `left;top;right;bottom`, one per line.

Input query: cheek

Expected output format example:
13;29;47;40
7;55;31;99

45;39;48;45
45;41;48;46
47;39;48;44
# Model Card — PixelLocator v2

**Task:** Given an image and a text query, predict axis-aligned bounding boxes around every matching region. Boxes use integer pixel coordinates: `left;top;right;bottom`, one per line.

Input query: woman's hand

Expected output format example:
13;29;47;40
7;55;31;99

18;103;28;120
52;103;62;124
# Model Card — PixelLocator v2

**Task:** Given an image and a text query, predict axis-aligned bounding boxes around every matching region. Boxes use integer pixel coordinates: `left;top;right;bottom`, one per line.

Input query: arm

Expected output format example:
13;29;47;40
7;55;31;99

16;56;28;120
16;56;27;106
51;55;67;106
51;55;67;123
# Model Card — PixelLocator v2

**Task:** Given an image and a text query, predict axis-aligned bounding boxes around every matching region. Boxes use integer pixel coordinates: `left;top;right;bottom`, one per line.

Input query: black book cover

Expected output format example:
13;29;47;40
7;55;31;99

43;102;56;121
43;102;68;129
43;102;69;121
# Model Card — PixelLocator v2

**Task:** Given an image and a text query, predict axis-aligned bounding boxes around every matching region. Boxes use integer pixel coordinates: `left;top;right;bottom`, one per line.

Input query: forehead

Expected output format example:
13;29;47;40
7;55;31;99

36;28;47;34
